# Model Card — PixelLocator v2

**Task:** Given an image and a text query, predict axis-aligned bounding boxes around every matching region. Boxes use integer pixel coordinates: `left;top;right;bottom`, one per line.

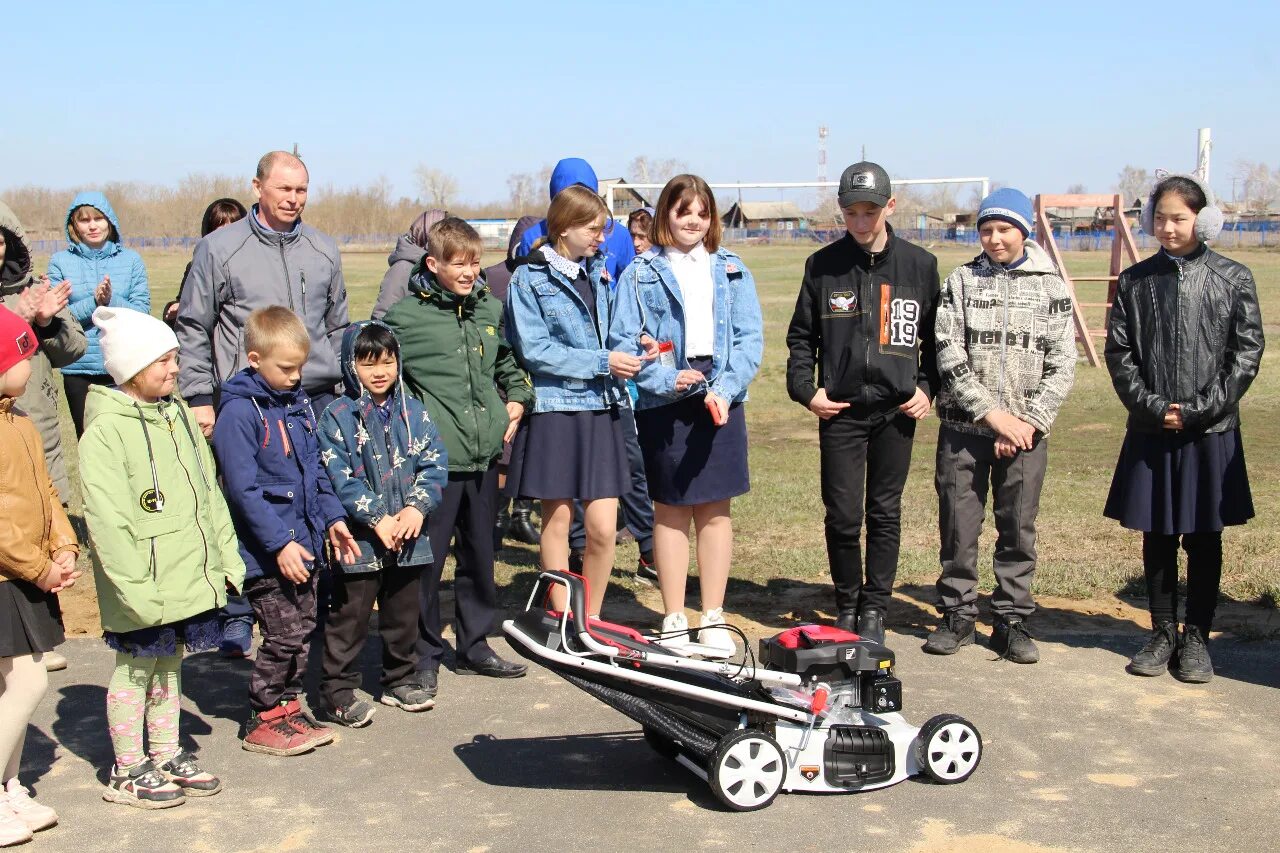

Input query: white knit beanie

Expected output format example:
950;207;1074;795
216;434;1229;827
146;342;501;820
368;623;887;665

92;306;180;384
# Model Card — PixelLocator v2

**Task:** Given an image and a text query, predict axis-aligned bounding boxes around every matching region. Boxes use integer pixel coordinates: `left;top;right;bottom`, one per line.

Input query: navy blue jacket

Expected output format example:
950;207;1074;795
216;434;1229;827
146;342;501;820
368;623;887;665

212;368;346;581
318;321;448;574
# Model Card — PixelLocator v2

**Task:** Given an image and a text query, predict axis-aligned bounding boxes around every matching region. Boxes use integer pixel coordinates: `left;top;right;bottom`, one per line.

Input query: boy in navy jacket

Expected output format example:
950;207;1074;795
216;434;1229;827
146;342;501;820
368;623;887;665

316;321;448;726
213;306;359;757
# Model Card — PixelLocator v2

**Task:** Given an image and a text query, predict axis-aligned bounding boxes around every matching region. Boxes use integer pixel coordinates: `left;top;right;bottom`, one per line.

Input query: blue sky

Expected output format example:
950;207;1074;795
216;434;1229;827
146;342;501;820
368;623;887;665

5;0;1277;206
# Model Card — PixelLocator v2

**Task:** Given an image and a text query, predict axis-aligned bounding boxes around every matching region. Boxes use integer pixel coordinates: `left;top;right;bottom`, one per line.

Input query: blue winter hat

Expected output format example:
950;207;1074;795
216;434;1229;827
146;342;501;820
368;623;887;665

977;188;1033;238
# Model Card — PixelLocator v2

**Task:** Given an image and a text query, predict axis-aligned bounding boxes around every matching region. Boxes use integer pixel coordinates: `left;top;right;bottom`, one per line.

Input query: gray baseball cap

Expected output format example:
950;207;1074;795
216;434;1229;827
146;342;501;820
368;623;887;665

838;161;892;208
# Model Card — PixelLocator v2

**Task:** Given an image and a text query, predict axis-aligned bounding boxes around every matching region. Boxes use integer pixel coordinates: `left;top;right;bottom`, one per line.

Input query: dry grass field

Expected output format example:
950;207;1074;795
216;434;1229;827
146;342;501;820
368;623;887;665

34;242;1280;636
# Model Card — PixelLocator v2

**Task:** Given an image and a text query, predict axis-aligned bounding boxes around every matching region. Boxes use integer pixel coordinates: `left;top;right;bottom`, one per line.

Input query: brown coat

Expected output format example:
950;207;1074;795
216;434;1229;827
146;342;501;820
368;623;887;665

0;397;79;585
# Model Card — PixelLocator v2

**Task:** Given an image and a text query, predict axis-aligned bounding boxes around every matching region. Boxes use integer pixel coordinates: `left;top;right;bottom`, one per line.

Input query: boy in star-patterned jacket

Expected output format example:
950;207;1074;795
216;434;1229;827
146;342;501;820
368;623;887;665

316;321;448;725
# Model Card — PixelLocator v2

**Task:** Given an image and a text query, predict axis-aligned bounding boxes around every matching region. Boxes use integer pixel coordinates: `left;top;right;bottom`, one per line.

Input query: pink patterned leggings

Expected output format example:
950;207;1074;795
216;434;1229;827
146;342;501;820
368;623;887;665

106;652;182;771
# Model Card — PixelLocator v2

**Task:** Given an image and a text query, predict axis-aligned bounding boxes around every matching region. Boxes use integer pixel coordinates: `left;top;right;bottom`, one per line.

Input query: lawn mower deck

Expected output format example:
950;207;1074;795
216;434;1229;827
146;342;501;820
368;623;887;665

502;571;982;811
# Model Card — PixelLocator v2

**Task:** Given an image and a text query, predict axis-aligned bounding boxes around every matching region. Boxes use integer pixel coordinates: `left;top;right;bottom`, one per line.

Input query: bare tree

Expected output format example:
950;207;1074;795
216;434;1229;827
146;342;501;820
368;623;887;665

1066;183;1088;195
1115;166;1150;207
506;172;536;214
414;166;458;208
1232;160;1280;214
628;156;690;187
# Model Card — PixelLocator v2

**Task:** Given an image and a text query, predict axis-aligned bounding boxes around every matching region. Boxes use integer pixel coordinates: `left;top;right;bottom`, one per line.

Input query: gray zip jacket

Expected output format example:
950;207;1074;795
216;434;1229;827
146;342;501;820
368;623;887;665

176;209;349;406
934;241;1076;436
0;201;87;500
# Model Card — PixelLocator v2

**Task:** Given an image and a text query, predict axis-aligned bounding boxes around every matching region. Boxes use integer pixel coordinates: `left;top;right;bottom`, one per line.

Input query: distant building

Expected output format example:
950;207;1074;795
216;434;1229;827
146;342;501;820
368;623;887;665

721;201;808;231
600;179;651;218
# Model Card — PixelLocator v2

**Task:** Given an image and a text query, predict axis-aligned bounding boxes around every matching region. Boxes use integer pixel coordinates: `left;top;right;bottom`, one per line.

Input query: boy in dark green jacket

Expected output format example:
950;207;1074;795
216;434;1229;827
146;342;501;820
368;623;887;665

383;218;534;696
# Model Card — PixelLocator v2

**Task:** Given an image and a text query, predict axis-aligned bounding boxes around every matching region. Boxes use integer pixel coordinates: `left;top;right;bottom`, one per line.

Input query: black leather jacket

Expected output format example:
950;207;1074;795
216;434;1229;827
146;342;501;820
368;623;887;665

1104;244;1264;434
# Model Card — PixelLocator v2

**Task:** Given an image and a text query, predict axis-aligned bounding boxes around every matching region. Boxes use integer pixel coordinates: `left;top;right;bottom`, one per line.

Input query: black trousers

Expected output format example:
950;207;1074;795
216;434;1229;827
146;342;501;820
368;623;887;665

245;572;318;712
63;373;114;437
417;468;500;671
819;408;917;614
320;556;422;707
1143;532;1222;630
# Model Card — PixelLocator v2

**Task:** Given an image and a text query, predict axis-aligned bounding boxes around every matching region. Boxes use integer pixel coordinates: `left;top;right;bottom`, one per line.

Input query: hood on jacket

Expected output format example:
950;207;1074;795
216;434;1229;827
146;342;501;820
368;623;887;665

388;233;428;269
549;158;599;199
337;318;419;445
64;190;122;245
407;264;490;309
0;201;33;291
219;366;305;411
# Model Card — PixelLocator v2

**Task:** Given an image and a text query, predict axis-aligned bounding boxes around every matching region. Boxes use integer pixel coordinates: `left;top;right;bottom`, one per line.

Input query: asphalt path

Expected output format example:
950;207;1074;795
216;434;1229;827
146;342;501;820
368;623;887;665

17;621;1280;853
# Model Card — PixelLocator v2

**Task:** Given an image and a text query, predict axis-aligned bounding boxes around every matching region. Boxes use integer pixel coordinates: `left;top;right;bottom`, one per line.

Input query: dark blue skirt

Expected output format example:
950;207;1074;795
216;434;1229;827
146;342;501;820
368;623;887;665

1104;428;1254;534
103;609;224;658
506;408;629;501
636;392;750;506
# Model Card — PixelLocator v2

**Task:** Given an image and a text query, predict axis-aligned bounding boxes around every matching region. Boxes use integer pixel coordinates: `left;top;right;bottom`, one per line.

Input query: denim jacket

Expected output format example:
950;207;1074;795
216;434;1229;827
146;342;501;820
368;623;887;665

505;248;625;413
608;246;763;411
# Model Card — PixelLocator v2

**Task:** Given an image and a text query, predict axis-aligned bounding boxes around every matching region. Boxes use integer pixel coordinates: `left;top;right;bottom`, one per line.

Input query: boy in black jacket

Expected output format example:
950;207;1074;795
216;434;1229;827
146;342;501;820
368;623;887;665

785;162;940;644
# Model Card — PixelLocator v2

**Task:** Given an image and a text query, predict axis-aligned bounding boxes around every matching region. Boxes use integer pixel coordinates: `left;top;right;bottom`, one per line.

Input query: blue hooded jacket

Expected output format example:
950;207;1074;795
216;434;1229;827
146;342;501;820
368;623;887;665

212;368;346;581
47;191;151;376
317;321;448;573
516;158;636;281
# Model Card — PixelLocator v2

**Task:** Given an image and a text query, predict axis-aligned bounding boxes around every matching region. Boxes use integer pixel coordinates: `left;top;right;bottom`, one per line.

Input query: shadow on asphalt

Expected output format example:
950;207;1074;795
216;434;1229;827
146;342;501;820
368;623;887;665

454;729;716;804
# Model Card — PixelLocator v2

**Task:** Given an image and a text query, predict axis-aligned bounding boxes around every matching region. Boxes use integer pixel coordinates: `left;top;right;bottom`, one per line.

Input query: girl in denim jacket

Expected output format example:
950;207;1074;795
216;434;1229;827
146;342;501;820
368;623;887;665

505;186;642;616
609;175;763;657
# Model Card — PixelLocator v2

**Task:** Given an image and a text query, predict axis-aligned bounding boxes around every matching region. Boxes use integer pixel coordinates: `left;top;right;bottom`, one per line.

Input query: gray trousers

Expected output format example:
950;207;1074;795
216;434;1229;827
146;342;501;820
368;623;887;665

934;426;1048;619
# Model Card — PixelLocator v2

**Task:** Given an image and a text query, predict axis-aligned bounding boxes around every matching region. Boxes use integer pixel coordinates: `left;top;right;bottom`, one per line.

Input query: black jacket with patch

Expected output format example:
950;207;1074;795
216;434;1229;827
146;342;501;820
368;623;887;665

786;226;940;412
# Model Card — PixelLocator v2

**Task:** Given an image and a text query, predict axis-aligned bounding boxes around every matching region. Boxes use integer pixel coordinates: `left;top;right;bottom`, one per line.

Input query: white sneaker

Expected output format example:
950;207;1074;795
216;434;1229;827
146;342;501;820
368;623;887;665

654;611;692;651
0;796;33;847
43;652;67;672
698;609;738;658
3;780;57;832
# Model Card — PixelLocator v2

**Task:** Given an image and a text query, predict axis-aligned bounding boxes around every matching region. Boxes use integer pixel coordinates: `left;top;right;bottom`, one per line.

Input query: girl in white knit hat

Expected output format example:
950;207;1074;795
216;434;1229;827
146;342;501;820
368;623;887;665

79;307;246;809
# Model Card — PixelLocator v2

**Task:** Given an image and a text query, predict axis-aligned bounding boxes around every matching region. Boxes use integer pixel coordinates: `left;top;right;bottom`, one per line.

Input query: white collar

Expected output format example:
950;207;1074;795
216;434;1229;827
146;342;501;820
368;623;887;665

663;242;709;263
541;245;587;280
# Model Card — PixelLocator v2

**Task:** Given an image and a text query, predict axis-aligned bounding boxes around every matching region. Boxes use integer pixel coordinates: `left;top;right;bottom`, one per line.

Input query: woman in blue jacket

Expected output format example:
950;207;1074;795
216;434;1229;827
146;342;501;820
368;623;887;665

505;185;645;617
47;191;151;435
609;175;763;657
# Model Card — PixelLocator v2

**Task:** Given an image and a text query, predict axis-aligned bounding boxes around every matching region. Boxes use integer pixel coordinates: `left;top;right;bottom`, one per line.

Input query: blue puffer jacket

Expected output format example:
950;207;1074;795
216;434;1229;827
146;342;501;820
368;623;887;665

317;321;448;574
46;192;151;376
212;368;346;581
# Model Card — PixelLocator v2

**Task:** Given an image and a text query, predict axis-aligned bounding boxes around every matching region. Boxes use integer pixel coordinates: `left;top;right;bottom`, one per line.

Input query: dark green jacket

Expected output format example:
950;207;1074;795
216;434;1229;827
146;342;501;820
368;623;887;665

383;268;533;473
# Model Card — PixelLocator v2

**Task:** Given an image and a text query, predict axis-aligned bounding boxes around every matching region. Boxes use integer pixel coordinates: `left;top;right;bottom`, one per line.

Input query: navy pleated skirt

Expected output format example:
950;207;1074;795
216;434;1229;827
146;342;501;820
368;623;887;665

0;579;64;658
636;383;750;507
1104;428;1254;534
506;407;629;501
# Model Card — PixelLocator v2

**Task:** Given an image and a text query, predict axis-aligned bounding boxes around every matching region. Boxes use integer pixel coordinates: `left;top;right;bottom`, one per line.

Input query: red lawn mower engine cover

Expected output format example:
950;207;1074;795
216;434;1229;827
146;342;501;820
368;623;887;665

759;625;901;713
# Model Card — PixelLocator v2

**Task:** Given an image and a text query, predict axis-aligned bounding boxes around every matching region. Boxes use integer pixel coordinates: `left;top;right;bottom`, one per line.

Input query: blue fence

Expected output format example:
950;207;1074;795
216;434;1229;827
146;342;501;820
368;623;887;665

724;225;1276;251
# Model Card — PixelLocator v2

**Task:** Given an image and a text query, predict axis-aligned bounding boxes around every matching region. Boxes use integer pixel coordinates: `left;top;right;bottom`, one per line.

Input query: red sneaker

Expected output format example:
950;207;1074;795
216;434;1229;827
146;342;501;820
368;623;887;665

242;704;316;756
282;699;335;747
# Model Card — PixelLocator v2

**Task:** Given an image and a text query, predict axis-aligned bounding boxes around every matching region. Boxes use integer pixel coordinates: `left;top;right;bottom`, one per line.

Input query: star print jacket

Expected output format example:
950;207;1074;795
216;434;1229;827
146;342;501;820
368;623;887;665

213;368;347;581
316;321;448;573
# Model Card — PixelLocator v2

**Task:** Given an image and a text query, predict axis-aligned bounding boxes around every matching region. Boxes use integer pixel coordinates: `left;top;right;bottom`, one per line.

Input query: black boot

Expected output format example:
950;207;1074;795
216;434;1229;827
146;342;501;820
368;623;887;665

923;612;976;655
991;615;1039;664
1174;624;1213;684
509;500;540;545
834;610;858;633
635;550;658;585
1127;620;1177;677
494;500;511;550
856;608;886;645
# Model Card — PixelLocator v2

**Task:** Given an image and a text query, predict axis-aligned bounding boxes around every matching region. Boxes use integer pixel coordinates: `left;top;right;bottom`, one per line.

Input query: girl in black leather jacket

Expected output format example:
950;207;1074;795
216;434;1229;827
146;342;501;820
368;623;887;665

1103;174;1264;685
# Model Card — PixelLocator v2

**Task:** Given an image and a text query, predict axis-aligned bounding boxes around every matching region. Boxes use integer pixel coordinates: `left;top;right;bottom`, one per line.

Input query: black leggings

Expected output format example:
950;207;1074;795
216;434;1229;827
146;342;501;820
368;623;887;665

62;373;115;437
1142;532;1222;630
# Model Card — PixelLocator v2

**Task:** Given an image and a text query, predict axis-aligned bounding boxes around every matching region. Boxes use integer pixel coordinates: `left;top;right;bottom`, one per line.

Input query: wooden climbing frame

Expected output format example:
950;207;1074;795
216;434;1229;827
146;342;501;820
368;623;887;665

1032;193;1141;367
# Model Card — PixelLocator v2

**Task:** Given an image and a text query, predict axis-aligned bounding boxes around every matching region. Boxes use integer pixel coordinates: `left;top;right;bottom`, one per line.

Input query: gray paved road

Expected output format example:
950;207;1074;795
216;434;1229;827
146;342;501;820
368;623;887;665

17;625;1280;853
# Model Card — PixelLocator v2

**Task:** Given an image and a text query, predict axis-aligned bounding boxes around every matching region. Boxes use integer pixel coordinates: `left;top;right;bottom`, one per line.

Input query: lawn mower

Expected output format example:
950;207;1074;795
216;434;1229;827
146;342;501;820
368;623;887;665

502;570;983;811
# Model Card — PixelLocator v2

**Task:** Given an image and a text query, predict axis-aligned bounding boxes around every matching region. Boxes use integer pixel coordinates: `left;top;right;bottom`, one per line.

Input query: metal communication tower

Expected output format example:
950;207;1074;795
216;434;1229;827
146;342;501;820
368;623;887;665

817;125;828;185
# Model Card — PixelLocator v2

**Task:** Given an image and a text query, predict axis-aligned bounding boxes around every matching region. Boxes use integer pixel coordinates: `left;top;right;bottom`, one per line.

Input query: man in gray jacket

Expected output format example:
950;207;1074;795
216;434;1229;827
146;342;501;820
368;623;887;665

177;151;349;436
0;200;87;502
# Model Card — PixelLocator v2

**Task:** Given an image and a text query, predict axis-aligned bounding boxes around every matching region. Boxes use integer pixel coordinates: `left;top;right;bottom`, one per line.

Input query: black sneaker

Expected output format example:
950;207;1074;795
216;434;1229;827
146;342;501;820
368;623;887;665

380;683;435;712
856;608;886;644
157;750;222;797
417;668;439;699
1127;620;1178;676
568;549;585;574
923;612;976;655
325;698;375;728
103;761;186;809
1174;624;1213;684
992;615;1039;664
636;551;658;585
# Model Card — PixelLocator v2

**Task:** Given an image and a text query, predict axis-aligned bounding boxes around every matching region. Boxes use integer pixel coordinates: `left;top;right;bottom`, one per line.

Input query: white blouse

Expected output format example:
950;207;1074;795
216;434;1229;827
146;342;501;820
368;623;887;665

663;243;715;356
